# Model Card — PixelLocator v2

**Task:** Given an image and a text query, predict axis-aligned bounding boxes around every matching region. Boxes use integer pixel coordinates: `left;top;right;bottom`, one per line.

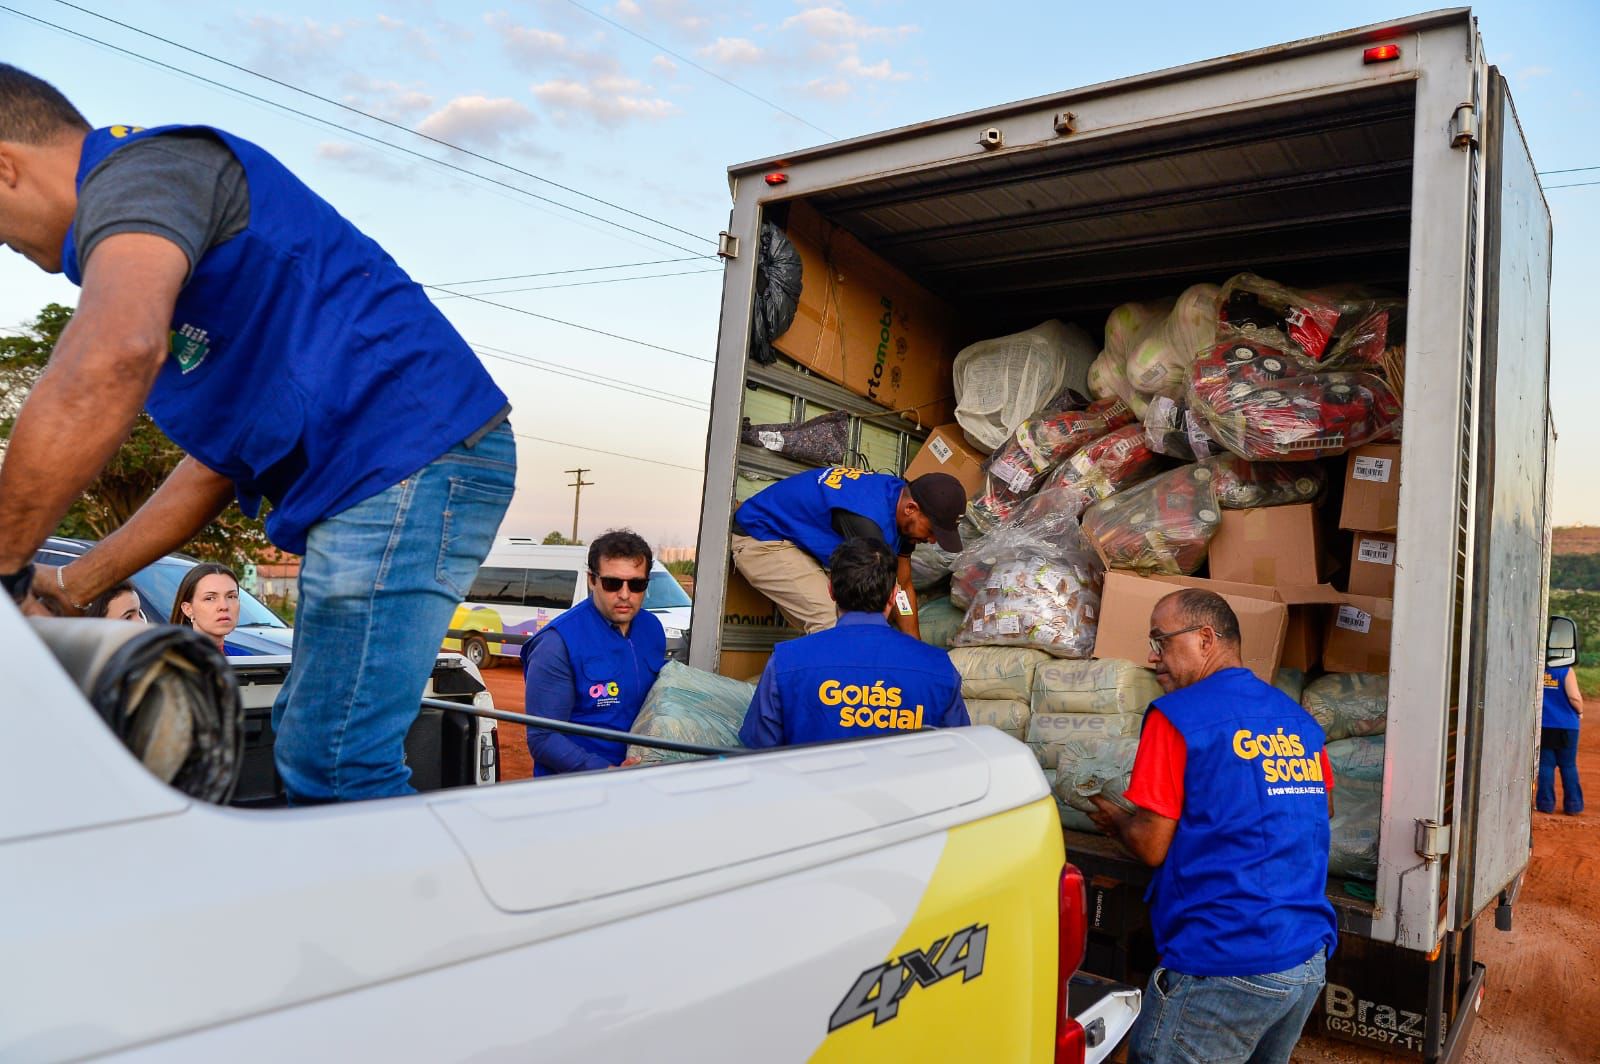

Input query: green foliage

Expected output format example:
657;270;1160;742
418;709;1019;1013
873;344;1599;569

1577;667;1600;698
543;530;583;545
665;558;696;577
1;304;271;568
1550;554;1600;591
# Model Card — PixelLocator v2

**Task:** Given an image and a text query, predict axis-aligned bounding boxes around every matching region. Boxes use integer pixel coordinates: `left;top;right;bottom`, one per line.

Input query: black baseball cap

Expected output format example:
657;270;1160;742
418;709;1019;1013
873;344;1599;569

908;473;967;553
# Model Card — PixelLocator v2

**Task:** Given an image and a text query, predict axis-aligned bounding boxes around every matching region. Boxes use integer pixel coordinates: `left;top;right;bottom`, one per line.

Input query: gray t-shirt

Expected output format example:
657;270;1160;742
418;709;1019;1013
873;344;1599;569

74;130;250;280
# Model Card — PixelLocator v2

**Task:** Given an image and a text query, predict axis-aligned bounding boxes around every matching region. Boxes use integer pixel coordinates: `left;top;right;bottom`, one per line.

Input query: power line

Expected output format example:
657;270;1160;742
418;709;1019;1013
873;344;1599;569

434;257;709;287
1543;179;1600;190
563;0;835;140
425;284;714;363
514;431;702;473
431;266;721;299
1539;165;1600;176
1;3;712;257
468;342;708;410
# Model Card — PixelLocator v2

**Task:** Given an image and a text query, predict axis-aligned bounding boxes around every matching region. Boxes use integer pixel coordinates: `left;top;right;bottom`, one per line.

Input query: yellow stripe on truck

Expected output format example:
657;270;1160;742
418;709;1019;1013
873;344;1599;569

809;796;1065;1062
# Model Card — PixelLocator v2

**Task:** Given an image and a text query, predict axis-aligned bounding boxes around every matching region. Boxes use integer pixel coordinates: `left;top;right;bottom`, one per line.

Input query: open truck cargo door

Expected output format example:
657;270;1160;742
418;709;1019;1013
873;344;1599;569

1448;68;1554;933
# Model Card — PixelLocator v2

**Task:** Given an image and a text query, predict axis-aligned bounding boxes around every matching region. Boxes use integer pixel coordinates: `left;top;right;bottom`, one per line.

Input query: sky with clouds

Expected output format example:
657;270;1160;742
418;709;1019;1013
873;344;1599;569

2;0;1598;549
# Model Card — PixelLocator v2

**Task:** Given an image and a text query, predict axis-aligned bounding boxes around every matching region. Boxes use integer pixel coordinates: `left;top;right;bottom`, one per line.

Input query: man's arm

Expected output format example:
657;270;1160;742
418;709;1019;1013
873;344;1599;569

0;234;187;574
523;634;611;774
1089;800;1179;866
1565;669;1585;718
893;555;920;638
739;665;786;749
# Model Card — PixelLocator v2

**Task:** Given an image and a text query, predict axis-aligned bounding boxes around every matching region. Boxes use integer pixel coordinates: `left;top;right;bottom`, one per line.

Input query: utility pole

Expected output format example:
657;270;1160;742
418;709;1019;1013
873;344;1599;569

565;468;592;544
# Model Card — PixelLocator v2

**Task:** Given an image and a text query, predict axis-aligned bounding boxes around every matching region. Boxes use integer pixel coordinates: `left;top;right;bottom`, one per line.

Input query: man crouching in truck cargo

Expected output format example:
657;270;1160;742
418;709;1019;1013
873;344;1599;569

739;537;967;748
521;530;665;776
1089;589;1338;1064
0;67;515;803
729;466;966;637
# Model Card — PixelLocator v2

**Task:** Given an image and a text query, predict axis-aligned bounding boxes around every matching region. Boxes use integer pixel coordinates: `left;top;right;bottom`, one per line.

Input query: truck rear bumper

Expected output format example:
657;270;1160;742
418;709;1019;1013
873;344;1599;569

1069;972;1141;1064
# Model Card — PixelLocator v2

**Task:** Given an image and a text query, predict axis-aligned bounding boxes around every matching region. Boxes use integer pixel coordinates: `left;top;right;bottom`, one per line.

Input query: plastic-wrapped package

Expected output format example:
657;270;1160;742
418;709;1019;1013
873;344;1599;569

1047;767;1102;833
1273;668;1308;705
967;697;1031;741
916;596;965;650
1189;338;1402;461
951;518;1104;657
1329;776;1382;881
626;661;754;765
1053;736;1142;815
953;319;1099;452
1030;658;1162;718
1302;673;1389;742
947;645;1051;701
1081;463;1221;575
1087;349;1135;407
748;222;803;366
970;397;1134;528
1217;273;1396;363
1327;735;1385;783
740;408;849;467
1027;712;1143;768
1201;454;1327;509
1142;394;1223;461
909;542;957;591
1105;299;1174;359
1046;423;1166;503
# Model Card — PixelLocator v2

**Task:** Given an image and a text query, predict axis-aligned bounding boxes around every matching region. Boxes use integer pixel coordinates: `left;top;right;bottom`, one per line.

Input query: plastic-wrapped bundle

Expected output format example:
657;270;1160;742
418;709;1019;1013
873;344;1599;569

1217;273;1400;364
1043;423;1167;506
1125;285;1221;397
909;542;957;591
1081;463;1221;576
1327;735;1385;783
1302;672;1388;742
626;661;754;765
967;698;1031;741
951;518;1104;658
740;408;850;467
1189;338;1402;461
1201;454;1327;509
970;397;1133;528
1053;736;1141;816
1329;777;1382;881
1105;299;1173;359
947;645;1051;701
749;222;803;366
1031;658;1162;718
953;319;1098;452
1143;394;1223;461
916;596;965;650
1045;768;1102;832
1087;349;1135;407
1027;712;1143;768
1272;668;1308;704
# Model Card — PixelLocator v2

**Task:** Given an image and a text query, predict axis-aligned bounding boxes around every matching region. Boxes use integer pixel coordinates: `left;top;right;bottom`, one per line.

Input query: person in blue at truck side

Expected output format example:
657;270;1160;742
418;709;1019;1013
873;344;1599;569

739;537;968;749
1537;657;1585;815
521;529;666;775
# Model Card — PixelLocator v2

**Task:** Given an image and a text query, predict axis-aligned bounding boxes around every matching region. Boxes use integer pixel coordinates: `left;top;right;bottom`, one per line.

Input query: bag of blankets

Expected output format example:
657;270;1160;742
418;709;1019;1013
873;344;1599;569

1081;463;1221;575
626;661;754;765
739;409;850;467
970;395;1131;529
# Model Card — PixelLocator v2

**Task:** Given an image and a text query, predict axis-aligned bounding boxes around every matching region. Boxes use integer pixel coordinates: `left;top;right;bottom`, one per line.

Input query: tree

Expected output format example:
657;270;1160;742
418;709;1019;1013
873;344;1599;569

542;530;583;545
0;304;272;568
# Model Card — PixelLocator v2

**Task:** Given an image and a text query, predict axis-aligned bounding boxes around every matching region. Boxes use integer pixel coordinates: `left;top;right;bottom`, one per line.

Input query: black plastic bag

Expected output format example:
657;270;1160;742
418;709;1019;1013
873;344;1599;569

749;222;803;365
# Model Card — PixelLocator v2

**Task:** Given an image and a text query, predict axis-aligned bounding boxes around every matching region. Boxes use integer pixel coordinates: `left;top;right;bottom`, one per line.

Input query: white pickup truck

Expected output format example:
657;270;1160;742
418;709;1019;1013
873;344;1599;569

0;597;1137;1061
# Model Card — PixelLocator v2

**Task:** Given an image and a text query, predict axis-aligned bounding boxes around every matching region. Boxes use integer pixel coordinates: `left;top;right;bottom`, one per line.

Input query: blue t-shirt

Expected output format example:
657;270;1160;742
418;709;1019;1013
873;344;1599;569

740;612;967;748
1543;666;1582;730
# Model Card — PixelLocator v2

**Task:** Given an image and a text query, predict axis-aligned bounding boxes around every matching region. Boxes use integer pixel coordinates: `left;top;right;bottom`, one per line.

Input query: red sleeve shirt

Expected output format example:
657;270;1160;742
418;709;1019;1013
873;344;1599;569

1123;709;1334;821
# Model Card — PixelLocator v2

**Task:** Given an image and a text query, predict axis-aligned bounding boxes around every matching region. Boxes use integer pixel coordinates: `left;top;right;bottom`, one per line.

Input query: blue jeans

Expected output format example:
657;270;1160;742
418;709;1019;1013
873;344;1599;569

1129;949;1326;1064
272;423;515;802
1537;727;1583;814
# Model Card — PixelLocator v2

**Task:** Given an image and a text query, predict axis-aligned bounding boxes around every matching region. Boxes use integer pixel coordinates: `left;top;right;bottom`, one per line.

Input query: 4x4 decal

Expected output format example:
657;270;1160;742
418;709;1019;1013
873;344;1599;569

828;923;988;1031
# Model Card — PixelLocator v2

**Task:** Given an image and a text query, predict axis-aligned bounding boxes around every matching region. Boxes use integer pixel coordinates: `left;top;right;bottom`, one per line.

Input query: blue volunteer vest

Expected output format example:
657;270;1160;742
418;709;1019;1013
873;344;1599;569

752;612;967;745
525;599;665;776
62;125;509;554
1543;666;1581;730
1147;668;1338;977
735;468;904;564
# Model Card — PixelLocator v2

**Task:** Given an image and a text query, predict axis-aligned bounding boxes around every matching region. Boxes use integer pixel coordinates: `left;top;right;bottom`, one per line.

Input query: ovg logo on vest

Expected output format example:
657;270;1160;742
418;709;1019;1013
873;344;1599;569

819;679;924;731
588;681;621;708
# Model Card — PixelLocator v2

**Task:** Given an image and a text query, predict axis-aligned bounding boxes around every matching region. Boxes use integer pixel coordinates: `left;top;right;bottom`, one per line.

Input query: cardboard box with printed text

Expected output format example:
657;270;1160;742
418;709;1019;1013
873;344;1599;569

1321;593;1394;674
1348;533;1398;598
1339;444;1401;533
904;423;987;499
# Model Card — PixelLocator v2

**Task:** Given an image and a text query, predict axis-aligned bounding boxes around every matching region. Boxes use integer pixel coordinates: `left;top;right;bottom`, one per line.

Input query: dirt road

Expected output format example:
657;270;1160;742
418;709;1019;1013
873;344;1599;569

479;664;1599;1061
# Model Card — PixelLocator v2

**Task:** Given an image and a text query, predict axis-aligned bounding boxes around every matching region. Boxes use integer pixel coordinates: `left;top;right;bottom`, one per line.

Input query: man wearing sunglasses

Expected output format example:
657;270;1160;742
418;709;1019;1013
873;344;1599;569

1089;589;1337;1064
520;529;665;776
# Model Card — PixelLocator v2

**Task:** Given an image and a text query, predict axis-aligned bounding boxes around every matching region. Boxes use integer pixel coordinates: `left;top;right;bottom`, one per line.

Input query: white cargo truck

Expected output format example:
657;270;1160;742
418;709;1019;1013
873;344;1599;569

691;9;1553;1061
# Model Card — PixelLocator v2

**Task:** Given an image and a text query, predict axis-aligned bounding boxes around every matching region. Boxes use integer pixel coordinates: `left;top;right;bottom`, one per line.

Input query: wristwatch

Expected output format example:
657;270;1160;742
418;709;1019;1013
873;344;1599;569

1;562;36;605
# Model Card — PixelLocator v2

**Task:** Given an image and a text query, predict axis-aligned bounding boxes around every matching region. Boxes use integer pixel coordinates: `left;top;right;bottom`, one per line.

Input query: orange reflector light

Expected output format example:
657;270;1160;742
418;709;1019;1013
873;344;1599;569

764;172;788;185
1364;44;1401;64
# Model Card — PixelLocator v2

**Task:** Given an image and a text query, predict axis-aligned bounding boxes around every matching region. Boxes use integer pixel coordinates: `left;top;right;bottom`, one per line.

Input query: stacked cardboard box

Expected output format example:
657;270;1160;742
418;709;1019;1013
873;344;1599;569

1329;445;1401;673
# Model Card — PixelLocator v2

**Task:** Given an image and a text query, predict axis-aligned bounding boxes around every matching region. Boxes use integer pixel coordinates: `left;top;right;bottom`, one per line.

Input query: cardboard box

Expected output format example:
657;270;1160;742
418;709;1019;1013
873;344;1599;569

1094;572;1289;683
1339;444;1401;533
722;567;790;631
773;201;958;425
1348;534;1398;597
1207;504;1324;586
716;650;771;683
1280;607;1325;673
904;423;986;498
1321;593;1394;674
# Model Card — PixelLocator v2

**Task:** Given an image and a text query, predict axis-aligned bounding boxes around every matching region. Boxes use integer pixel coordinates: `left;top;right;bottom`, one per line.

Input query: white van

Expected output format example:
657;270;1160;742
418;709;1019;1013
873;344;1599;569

443;539;692;666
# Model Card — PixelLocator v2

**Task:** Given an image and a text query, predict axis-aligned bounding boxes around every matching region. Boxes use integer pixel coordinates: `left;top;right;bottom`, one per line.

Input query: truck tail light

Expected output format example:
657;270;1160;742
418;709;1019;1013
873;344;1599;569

1056;862;1089;1064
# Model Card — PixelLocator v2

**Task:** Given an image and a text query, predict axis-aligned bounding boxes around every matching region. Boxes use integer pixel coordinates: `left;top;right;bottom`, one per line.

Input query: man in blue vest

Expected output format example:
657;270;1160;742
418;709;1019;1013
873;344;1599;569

521;529;665;775
740;537;967;749
1537;654;1584;815
0;67;515;803
1089;589;1338;1064
731;467;967;637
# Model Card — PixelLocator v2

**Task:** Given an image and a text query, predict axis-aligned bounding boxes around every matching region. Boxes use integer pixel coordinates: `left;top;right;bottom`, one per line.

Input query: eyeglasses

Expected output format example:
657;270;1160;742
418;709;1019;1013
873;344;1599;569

1148;624;1206;658
592;573;650;594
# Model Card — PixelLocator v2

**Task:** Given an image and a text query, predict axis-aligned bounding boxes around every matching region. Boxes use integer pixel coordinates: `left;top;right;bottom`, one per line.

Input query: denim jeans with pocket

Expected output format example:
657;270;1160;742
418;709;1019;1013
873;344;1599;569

1536;727;1583;814
1129;948;1326;1064
272;422;515;803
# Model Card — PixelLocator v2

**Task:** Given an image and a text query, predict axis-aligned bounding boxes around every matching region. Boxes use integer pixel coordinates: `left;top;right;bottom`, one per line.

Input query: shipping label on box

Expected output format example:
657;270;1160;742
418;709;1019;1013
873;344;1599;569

904;423;986;499
1340;444;1401;533
1207;503;1324;586
1348;534;1398;597
1322;593;1394;674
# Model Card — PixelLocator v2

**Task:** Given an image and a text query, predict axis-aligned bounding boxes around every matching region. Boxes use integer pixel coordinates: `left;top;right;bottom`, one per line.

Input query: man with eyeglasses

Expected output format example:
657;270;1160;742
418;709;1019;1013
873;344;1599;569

1089;588;1337;1064
520;529;665;776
